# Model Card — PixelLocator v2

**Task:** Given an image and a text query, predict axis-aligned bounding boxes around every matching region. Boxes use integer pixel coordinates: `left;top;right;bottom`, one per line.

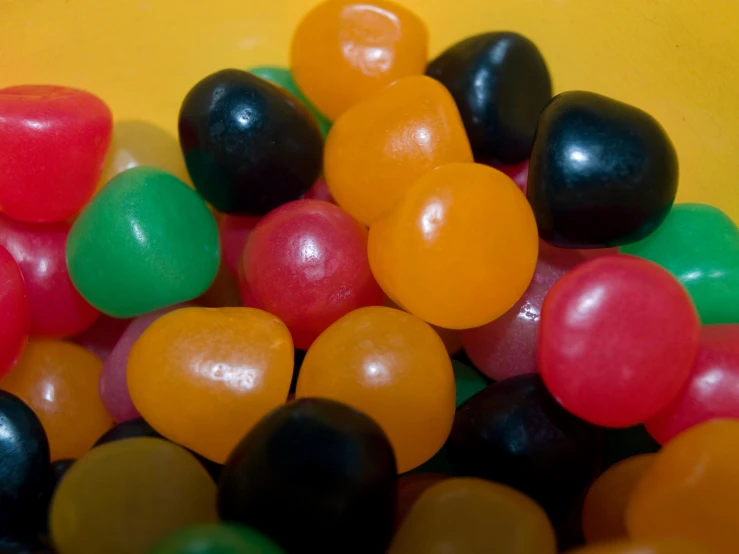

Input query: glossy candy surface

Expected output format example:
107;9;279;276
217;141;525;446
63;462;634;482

290;0;428;120
67;167;220;318
219;398;397;554
128;307;293;463
179;69;323;215
527;91;678;248
388;478;556;554
50;438;217;554
626;420;739;554
427;32;551;164
539;255;700;427
0;247;29;376
565;538;713;554
0;214;100;338
0;340;112;461
0;85;112;222
621;203;739;324
151;524;285;554
218;215;260;278
325;75;473;226
296;307;455;472
243;199;385;349
368;163;538;329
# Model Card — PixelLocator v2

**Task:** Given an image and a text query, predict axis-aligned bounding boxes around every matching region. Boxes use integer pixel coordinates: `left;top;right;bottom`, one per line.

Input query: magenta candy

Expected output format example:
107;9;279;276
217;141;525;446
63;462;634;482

219;214;261;278
0;245;30;376
72;315;132;361
302;177;335;204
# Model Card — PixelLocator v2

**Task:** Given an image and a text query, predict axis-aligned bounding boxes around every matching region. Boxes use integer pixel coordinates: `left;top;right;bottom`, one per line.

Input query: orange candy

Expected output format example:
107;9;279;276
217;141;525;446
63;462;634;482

369;163;538;329
324;75;473;225
291;0;428;121
295;306;455;472
0;340;112;460
127;307;293;463
565;538;713;554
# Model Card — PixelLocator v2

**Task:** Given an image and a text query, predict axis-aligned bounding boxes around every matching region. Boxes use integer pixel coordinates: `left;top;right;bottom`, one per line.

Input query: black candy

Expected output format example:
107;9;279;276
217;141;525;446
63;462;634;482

179;69;323;215
218;398;397;554
426;32;552;165
527;90;678;248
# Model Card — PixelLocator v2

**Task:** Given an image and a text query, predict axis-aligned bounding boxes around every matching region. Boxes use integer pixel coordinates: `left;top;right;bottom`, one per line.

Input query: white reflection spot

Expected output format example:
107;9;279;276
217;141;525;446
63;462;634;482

130;221;147;246
419;199;445;241
208;363;259;391
42;382;55;403
568;146;589;164
566;285;605;326
365;361;391;386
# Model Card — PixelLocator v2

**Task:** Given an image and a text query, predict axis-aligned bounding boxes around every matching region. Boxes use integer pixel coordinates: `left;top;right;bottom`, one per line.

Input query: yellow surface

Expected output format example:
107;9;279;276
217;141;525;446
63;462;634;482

0;0;737;222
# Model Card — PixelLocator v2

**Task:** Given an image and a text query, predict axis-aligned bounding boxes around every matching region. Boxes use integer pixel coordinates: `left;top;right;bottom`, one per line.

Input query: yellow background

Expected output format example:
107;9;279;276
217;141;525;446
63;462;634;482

1;0;737;222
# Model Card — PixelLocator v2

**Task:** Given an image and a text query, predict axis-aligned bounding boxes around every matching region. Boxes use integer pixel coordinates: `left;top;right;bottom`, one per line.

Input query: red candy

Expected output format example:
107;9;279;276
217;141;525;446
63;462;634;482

539;255;700;427
0;214;100;338
492;160;529;193
0;85;112;222
218;214;261;278
0;246;30;376
302;177;335;204
243;199;384;349
71;315;132;362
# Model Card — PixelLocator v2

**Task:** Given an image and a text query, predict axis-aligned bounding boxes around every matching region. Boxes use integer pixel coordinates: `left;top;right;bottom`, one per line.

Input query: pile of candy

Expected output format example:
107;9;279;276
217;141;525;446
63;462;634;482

0;1;738;553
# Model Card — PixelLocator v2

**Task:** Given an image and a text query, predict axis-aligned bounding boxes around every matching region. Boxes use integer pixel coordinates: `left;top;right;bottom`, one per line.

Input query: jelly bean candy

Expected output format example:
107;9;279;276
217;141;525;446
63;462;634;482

302;177;335;204
325;76;472;226
50;438;217;554
0;391;50;530
0;533;53;553
34;458;76;533
533;240;589;288
646;325;739;444
71;315;131;362
151;523;285;554
0;340;112;461
128;307;293;463
218;215;260;278
493;160;529;193
243;199;385;349
198;263;243;309
627;420;739;554
452;360;487;407
527;92;678;248
395;473;447;528
0;85;112;222
620;203;739;324
219;398;397;554
383;296;463;355
0;214;100;338
581;454;655;543
565;538;713;554
0;246;29;377
388;478;556;554
539;255;700;427
427;32;552;164
249;65;332;138
67;167;220;318
447;374;604;520
179;69;323;215
290;0;428;120
603;426;660;470
296;306;455;472
368;163;538;329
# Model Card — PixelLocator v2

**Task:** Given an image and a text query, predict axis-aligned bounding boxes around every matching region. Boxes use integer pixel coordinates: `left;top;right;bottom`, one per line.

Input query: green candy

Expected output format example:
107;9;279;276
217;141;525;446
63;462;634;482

453;360;488;407
67;167;220;318
620;203;739;324
149;523;284;554
249;66;332;138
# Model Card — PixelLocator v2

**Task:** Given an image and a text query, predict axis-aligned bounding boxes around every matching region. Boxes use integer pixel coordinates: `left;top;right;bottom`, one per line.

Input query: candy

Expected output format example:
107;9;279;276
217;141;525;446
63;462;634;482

603;426;660;469
0;246;29;377
620;203;739;324
219;398;397;554
127;307;293;463
295;306;455;472
539;255;700;427
34;458;76;533
290;0;428;120
302;177;335;203
0;214;100;338
368;163;538;329
242;199;385;349
395;473;447;528
0;85;112;222
527;92;678;248
178;69;323;215
151;523;285;554
493;160;529;193
66;167;220;318
427;32;552;164
0;340;112;461
324;75;473;226
218;215;260;278
50;438;217;554
71;315;131;362
565;538;713;554
388;478;556;554
452;360;487;407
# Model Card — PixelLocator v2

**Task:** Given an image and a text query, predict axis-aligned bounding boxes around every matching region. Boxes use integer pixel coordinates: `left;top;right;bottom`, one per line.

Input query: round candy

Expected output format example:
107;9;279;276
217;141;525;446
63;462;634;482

325;75;472;226
564;538;713;554
395;473;447;529
0;340;112;461
151;523;285;554
66;166;220;318
290;0;428;120
295;306;455;472
243;199;385;349
50;438;217;554
533;240;588;288
539;255;700;427
388;478;556;554
179;69;323;215
0;214;100;338
626;420;739;554
219;398;397;554
218;215;260;278
0;246;29;377
0;85;112;222
368;163;538;329
128;307;293;463
71;315;131;362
